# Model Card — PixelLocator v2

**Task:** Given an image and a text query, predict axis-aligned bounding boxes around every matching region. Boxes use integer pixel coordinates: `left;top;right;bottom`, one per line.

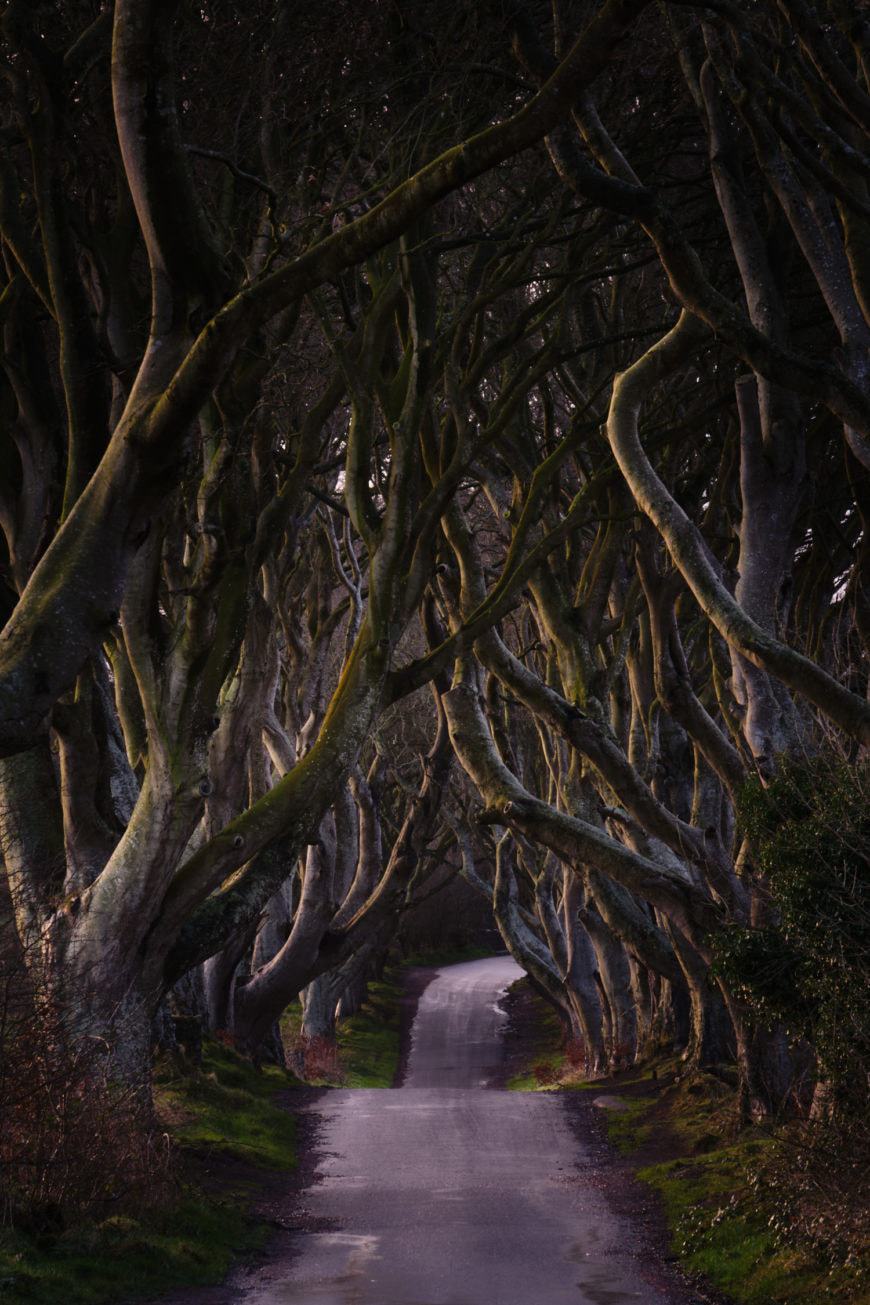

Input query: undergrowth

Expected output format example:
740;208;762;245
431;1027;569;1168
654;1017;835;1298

0;1041;299;1304
0;1194;264;1305
281;973;403;1087
154;1040;298;1167
606;1073;870;1304
337;976;403;1087
504;978;597;1091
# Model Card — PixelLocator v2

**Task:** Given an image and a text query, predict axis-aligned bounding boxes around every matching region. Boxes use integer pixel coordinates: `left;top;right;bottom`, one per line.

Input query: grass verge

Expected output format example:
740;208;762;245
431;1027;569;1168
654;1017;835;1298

337;975;403;1087
535;1055;867;1299
281;972;403;1088
502;977;583;1091
155;1040;298;1166
0;1041;300;1305
618;1077;870;1304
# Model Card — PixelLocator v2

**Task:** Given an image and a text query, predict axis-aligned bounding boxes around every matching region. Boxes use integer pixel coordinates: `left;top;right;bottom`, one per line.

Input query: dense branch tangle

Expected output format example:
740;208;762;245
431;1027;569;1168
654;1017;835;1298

0;0;866;1116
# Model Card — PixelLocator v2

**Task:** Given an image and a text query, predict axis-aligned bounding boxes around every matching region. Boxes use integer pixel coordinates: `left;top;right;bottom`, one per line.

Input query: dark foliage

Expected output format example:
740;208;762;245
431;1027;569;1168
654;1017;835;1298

715;757;870;1113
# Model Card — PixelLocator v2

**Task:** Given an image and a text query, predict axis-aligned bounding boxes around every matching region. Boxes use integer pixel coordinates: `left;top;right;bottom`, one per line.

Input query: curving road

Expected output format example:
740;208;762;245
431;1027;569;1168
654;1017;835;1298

222;955;700;1305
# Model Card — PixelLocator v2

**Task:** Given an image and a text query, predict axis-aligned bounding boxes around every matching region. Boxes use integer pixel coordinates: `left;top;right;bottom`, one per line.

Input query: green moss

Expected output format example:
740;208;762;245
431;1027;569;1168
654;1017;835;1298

0;1042;300;1304
154;1041;298;1169
615;1077;870;1304
336;976;403;1088
601;1097;652;1153
506;1067;558;1091
638;1139;858;1304
0;1195;266;1304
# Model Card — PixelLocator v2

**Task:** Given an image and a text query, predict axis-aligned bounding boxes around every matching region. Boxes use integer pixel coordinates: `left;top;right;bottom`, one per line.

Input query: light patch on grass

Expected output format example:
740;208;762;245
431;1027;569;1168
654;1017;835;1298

600;1096;653;1153
506;1068;560;1091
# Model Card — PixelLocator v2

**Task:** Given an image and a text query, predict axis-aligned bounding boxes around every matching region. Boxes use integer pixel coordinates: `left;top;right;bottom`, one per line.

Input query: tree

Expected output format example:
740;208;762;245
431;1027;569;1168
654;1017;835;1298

0;0;867;1126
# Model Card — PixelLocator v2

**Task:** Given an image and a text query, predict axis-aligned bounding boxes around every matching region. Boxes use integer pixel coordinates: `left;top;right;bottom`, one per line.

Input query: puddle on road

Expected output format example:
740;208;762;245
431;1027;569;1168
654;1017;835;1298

242;1232;380;1304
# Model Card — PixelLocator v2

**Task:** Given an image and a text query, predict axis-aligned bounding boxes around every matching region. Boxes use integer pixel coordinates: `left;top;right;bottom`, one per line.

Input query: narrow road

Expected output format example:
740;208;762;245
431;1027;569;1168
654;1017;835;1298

228;956;701;1305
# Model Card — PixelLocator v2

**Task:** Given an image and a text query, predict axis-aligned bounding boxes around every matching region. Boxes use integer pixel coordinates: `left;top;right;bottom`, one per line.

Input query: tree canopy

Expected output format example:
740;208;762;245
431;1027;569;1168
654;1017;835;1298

0;0;868;1123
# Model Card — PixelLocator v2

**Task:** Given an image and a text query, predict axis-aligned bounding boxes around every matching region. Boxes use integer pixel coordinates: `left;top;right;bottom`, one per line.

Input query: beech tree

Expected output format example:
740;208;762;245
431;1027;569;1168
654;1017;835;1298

0;0;867;1123
0;0;653;1076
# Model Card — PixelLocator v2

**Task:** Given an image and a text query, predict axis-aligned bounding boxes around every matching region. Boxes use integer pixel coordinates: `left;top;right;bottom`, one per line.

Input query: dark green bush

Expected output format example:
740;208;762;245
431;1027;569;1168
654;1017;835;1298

713;755;870;1112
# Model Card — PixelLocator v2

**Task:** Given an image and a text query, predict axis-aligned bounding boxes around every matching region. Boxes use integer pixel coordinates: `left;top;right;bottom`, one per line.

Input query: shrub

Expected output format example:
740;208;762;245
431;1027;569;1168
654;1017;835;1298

281;1031;343;1083
713;754;870;1276
565;1039;588;1072
0;911;170;1232
532;1060;558;1086
713;754;870;1116
758;1116;870;1283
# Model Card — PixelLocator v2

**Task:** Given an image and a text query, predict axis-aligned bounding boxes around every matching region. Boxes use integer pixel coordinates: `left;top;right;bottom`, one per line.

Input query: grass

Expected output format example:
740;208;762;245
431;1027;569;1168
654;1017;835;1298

154;1040;298;1167
336;976;403;1087
0;1041;300;1305
281;973;404;1088
503;977;578;1092
599;1096;652;1152
399;944;495;968
638;1136;869;1302
505;1016;564;1090
598;1070;870;1304
0;1194;266;1305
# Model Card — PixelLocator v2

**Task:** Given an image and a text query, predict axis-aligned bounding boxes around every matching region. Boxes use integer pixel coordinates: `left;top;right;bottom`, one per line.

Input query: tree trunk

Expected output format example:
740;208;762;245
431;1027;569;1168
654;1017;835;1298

668;923;733;1070
301;975;338;1043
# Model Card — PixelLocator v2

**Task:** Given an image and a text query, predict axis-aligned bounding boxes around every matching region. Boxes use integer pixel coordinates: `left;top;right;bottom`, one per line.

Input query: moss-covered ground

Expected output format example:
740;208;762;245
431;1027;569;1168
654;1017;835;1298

503;988;566;1091
155;1041;298;1166
0;1195;264;1305
337;974;403;1087
0;1042;301;1305
620;1076;870;1304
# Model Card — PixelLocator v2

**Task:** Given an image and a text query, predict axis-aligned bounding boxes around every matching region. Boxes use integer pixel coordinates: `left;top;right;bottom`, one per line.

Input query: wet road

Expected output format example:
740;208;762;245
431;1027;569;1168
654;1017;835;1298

230;955;698;1305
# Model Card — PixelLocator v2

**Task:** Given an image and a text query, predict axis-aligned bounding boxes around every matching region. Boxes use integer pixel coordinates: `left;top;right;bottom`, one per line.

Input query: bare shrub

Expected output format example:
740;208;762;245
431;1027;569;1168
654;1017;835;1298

564;1039;588;1074
299;1035;344;1084
281;1022;344;1083
757;1117;870;1285
0;910;171;1231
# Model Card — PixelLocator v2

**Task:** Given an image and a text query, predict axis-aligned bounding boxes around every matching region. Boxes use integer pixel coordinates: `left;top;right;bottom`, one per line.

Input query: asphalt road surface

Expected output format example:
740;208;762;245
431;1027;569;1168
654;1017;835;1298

228;955;700;1305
